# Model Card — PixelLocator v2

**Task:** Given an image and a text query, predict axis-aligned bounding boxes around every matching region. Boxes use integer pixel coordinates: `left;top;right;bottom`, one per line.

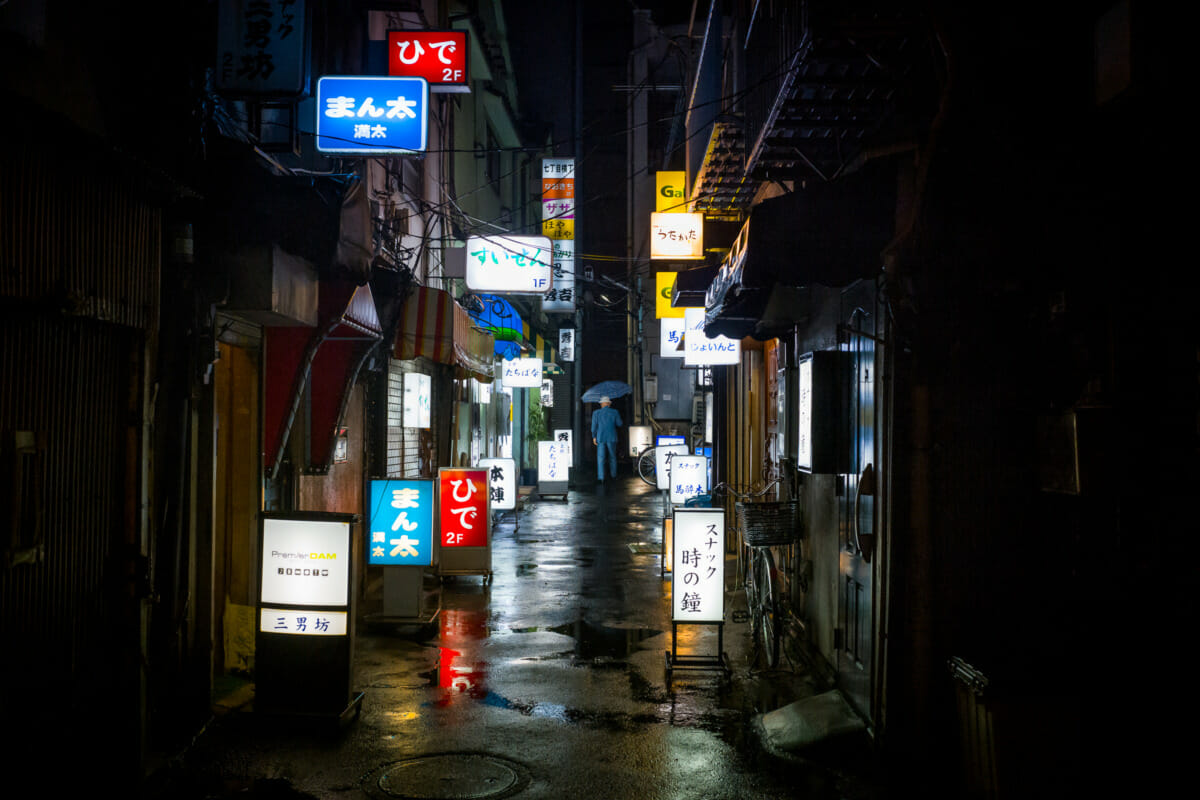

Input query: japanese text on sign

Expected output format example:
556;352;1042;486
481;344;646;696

478;458;516;511
217;0;308;94
501;357;543;388
259;608;348;636
387;30;468;88
316;76;428;154
439;469;489;548
538;439;571;483
368;480;434;566
684;308;741;366
650;212;704;260
465;235;553;294
668;455;709;504
671;509;725;622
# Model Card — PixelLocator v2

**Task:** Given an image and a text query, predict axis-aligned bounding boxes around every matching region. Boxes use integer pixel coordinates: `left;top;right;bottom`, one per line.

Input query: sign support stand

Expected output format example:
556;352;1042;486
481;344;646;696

665;621;730;679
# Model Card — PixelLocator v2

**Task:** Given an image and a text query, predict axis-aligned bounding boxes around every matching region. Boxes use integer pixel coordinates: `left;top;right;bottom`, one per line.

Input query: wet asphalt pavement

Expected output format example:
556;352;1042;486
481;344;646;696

144;473;883;800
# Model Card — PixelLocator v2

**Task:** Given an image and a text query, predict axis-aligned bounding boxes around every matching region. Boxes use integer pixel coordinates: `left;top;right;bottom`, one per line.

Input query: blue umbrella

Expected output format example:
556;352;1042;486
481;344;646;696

582;380;632;402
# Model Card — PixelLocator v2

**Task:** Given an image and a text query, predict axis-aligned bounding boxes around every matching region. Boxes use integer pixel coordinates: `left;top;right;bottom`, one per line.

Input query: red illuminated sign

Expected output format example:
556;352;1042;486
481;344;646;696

438;469;488;547
387;30;469;90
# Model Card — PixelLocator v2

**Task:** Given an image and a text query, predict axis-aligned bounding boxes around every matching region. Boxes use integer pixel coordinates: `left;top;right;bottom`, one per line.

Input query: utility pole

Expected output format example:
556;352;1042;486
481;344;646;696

572;0;584;471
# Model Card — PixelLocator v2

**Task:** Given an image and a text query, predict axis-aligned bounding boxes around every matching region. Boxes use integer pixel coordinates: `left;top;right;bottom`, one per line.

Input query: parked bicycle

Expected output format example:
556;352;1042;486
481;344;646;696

710;480;800;669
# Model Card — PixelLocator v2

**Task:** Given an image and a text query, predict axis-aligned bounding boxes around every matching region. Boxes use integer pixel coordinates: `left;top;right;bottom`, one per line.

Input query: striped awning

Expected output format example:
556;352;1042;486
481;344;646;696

395;286;495;381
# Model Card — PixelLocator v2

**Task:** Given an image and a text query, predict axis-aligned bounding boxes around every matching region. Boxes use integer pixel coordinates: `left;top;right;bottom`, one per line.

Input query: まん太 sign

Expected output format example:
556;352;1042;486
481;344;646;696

439;469;489;548
387;30;468;91
316;75;428;154
368;480;434;566
465;235;553;294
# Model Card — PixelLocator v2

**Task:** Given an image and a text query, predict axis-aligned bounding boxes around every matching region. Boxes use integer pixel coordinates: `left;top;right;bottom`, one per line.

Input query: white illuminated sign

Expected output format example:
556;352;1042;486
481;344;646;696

559;328;575;361
543;239;576;313
479;457;517;511
403;371;431;428
798;356;813;470
669;455;709;504
650;212;704;260
655;444;690;491
538;439;570;483
260;518;351;608
672;508;725;622
502;357;543;388
553;429;573;460
629;425;653;457
684;308;740;366
660;316;686;359
465;235;553;294
259;608;348;636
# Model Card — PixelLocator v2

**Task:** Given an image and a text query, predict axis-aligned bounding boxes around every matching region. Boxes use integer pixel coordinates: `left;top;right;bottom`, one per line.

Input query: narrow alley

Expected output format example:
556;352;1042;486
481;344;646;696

146;475;880;800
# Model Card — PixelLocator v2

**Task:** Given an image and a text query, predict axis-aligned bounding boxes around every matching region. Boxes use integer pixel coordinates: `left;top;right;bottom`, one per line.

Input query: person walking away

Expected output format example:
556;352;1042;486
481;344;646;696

591;396;622;482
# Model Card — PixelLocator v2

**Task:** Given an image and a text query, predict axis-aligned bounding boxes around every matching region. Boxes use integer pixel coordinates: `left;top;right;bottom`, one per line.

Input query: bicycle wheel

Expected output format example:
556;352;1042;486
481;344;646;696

754;548;781;668
744;547;763;654
637;446;658;486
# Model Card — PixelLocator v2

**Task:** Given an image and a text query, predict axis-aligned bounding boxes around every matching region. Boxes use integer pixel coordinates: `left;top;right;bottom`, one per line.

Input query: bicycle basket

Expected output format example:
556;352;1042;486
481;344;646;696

736;500;801;546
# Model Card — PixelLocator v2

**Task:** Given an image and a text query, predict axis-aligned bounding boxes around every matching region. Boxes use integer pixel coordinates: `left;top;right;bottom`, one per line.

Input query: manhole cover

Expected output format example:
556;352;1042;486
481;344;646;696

363;753;530;800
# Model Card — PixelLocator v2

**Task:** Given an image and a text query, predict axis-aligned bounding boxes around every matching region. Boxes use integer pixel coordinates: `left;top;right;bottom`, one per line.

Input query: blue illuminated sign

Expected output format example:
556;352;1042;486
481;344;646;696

656;435;686;447
368;479;434;566
316;76;429;154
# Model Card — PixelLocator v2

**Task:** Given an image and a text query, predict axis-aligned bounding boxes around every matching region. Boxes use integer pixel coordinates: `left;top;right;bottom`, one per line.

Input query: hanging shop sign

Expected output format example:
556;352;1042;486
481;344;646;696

259;515;352;632
650;212;704;260
386;30;469;92
541;379;554;406
660;316;686;358
796;351;843;473
538;439;571;483
367;479;434;566
629;425;653;457
655;443;690;491
558;329;575;362
216;0;309;95
671;508;725;623
478;458;517;511
543;239;576;313
403;371;431;428
464;234;552;294
656;171;688;213
439;468;488;548
316;75;428;154
656;272;685;319
684;308;740;366
553;429;573;461
668;455;709;505
501;357;542;388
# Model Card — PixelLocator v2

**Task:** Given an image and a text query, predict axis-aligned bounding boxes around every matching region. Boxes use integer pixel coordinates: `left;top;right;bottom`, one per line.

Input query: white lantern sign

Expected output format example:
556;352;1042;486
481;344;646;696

650;212;704;260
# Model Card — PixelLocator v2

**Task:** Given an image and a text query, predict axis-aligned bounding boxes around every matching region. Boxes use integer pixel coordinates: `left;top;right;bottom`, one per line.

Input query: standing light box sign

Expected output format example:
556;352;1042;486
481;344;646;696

465;235;553;294
478;458;516;511
672;508;725;623
439;469;488;548
553;429;573;461
669;455;709;505
538;440;570;483
367;479;434;566
629;425;653;457
386;30;469;92
501;357;542;388
655;444;690;491
403;371;431;428
684;308;740;366
660;316;686;358
650;212;704;260
316;76;428;154
256;512;361;719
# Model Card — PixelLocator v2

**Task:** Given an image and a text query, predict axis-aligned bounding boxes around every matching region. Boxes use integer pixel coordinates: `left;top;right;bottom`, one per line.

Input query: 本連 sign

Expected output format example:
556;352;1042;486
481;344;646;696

478;458;516;511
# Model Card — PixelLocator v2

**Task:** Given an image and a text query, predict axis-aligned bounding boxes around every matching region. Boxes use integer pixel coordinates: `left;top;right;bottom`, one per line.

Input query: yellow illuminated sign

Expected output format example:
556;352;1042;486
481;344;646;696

542;218;575;240
656;272;685;318
656;171;687;213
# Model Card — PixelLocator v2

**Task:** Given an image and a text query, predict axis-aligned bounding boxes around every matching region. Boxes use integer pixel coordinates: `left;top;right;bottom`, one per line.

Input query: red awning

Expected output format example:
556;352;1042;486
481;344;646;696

264;281;383;476
395;286;495;381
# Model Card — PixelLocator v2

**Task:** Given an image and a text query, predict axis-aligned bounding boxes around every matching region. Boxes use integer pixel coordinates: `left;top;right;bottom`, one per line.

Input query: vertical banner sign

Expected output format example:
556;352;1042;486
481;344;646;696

217;0;309;95
553;429;573;461
655;443;690;491
797;355;813;471
660;316;686;358
668;455;709;505
541;379;554;407
386;30;469;92
538;440;570;483
656;171;688;213
439;469;489;547
558;328;575;361
368;480;434;566
542;159;576;313
403;372;431;428
672;508;725;622
316;75;429;154
629;425;653;457
478;458;516;511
